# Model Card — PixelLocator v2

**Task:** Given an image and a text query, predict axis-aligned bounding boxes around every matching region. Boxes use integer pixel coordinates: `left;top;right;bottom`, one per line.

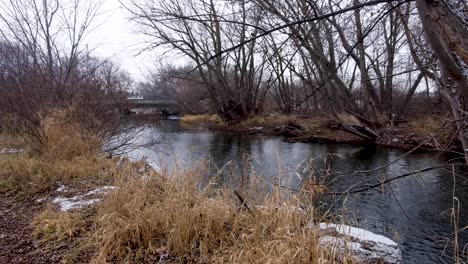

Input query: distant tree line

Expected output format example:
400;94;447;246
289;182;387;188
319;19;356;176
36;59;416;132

129;0;467;161
0;0;131;142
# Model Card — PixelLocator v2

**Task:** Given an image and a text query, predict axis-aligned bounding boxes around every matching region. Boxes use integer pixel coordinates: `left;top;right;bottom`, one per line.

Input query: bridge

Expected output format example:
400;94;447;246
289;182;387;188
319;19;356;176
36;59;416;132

127;98;176;108
118;98;178;116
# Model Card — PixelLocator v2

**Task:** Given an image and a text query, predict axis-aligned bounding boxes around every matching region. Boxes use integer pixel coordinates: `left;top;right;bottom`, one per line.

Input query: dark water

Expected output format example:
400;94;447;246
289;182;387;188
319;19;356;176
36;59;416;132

126;120;468;263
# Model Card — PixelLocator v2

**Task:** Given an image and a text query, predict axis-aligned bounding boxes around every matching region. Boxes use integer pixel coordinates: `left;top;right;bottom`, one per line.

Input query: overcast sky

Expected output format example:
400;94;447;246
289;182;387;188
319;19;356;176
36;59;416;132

88;0;158;82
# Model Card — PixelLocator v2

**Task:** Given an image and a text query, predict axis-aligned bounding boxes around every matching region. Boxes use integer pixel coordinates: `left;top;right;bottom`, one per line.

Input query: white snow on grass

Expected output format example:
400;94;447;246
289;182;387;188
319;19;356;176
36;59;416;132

84;186;117;196
146;160;162;173
53;197;101;211
317;223;402;263
52;185;117;211
0;148;23;154
56;185;71;193
319;223;397;246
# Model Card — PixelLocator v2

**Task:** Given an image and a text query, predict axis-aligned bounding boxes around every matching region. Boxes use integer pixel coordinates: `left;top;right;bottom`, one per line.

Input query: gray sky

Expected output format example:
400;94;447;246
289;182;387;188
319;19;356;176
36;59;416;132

88;0;157;82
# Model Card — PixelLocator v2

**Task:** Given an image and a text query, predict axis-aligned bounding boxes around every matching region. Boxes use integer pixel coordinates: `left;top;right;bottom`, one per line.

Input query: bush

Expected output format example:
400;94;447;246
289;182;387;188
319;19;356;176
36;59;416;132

0;108;114;195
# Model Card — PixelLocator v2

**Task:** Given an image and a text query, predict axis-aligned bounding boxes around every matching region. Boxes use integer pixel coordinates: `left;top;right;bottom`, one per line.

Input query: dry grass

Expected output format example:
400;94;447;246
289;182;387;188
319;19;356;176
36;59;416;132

180;114;335;133
0;108;115;195
0;133;26;149
86;170;335;263
181;114;223;125
1;108;344;263
405;116;452;141
237;114;298;128
32;206;86;245
0;154;117;195
337;113;360;125
37;108;103;159
27;160;340;263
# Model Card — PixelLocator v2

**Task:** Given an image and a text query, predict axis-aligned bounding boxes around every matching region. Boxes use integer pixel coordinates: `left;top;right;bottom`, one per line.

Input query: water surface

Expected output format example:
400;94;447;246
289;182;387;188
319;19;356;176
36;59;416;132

125;120;468;263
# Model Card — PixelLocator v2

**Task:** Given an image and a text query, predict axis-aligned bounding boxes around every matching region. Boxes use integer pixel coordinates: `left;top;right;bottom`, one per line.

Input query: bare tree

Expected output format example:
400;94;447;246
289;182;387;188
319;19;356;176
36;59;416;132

127;0;273;123
139;64;210;114
415;0;468;162
0;0;132;144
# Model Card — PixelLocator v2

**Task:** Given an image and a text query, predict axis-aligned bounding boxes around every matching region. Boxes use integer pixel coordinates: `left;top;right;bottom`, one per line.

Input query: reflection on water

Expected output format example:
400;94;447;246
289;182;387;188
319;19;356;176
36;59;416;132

125;120;468;264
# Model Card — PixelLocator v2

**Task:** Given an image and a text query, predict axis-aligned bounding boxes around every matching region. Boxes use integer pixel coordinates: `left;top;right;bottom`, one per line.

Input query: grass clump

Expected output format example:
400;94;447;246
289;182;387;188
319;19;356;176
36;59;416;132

1;108;342;263
237;114;299;128
181;114;223;125
0;108;114;196
85;170;333;263
0;132;26;149
32;206;86;245
405;116;451;140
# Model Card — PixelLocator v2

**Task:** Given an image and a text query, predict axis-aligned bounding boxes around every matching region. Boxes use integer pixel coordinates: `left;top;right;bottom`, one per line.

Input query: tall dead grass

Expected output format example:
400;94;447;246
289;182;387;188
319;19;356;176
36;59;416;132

181;114;223;125
86;169;335;263
3;108;342;263
32;206;86;245
0;108;114;195
405;116;452;141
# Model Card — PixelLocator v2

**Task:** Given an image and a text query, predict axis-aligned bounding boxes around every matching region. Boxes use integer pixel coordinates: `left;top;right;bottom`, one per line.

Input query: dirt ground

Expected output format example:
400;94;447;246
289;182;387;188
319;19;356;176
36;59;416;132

0;193;62;264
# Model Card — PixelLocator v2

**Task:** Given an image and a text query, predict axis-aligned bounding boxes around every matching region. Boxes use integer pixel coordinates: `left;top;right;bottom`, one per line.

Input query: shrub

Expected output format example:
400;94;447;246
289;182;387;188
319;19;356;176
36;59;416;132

0;107;114;195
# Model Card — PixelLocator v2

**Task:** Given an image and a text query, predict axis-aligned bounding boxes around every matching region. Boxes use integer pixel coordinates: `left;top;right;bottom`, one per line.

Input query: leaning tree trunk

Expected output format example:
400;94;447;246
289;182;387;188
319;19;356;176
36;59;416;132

416;0;468;163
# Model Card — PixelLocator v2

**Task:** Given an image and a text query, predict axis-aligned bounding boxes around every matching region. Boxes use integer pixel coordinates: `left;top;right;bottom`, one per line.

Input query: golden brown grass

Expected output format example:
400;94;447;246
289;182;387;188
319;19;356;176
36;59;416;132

404;116;453;143
32;206;86;245
180;113;336;133
337;113;360;125
87;170;335;263
181;114;223;125
28;160;340;263
237;114;298;128
39;112;101;160
1;108;344;263
0;133;26;149
0;108;114;195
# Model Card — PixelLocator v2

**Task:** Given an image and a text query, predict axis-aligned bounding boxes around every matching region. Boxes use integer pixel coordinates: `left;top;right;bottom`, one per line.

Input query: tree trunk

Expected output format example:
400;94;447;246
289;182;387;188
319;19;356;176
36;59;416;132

416;0;468;163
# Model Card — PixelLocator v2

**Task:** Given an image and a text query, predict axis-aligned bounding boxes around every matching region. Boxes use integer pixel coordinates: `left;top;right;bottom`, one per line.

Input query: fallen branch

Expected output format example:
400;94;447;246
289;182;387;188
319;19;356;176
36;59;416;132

234;190;252;214
322;164;465;196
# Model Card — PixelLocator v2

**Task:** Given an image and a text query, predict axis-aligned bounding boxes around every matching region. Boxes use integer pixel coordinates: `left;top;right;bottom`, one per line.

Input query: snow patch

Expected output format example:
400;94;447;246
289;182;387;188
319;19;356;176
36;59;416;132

319;223;397;246
146;160;162;173
36;197;47;202
53;197;101;211
317;223;402;264
84;186;117;196
56;185;71;193
0;148;23;154
52;185;117;211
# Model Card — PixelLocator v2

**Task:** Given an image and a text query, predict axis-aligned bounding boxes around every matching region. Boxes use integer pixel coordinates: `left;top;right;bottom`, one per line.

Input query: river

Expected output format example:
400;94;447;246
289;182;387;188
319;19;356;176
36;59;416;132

123;119;467;263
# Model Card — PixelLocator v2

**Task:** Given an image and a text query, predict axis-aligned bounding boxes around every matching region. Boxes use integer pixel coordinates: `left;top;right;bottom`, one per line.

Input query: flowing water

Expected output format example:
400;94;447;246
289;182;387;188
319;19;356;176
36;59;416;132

124;119;468;263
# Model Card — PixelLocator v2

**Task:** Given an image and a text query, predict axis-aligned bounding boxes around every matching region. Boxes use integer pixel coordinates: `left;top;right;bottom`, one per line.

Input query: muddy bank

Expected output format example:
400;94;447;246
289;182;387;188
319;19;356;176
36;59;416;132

180;115;462;154
0;194;59;263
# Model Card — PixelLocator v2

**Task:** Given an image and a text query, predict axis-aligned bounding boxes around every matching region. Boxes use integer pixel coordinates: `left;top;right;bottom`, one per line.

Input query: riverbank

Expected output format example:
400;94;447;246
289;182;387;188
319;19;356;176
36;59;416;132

180;114;460;154
0;148;340;263
1;109;404;263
